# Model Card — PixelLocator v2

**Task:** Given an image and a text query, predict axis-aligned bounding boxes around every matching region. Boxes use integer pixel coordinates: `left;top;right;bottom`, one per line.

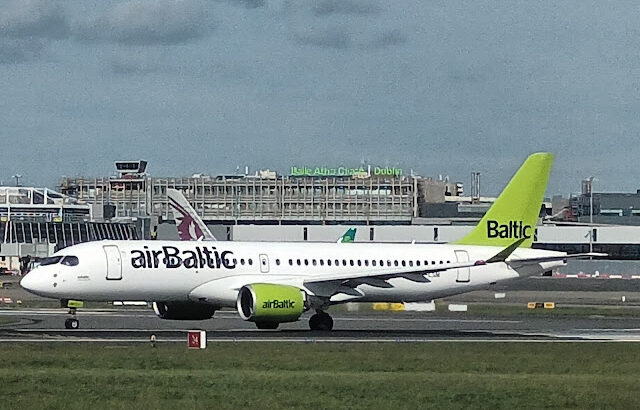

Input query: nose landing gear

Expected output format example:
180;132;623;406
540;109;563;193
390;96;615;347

62;300;82;329
64;307;79;329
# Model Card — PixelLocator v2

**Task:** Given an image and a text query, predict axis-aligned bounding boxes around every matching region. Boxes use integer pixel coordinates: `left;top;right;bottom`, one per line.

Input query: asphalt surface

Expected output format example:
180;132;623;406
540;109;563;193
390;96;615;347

2;308;640;343
3;275;640;342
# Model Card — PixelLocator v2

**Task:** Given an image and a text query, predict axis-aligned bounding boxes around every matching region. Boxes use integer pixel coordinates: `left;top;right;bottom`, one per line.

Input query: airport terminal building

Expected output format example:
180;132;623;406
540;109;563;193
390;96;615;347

59;161;466;226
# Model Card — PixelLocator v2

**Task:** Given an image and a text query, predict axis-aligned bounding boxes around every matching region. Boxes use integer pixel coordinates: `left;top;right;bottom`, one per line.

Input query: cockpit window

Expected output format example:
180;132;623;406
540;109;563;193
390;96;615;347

61;256;79;266
39;256;62;266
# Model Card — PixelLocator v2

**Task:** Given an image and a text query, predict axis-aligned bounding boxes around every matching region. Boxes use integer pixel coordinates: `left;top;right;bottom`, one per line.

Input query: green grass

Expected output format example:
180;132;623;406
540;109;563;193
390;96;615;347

1;343;639;409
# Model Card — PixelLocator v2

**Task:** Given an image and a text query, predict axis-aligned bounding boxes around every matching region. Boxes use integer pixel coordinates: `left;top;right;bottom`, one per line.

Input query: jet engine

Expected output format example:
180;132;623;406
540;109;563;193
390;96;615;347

152;301;216;320
237;284;306;325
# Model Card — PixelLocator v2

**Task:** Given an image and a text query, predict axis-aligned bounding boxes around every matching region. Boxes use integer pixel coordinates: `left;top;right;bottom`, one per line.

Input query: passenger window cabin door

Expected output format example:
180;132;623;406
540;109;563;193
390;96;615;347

104;245;122;280
259;254;269;273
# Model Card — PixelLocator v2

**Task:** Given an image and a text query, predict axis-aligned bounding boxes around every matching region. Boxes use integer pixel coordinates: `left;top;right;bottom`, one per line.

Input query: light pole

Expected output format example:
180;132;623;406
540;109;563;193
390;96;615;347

587;176;596;255
12;174;22;187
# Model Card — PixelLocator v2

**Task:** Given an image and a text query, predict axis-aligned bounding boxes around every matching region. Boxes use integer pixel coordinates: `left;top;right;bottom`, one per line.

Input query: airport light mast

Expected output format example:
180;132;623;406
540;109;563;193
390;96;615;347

587;176;596;256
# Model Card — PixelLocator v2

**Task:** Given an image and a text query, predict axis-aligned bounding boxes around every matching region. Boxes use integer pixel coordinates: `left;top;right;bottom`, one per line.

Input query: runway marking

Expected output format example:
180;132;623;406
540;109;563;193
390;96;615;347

0;310;154;317
14;328;196;332
335;317;522;324
573;328;640;332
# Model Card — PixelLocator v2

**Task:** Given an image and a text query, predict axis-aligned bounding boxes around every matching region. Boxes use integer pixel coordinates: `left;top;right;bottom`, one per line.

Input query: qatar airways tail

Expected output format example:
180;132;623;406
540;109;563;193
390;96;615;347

167;189;216;241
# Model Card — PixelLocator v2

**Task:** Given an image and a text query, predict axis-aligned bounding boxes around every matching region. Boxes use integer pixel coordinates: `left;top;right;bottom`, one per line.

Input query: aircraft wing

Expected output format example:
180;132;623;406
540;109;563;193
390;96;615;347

188;244;606;302
302;260;483;285
188;261;481;303
301;247;606;297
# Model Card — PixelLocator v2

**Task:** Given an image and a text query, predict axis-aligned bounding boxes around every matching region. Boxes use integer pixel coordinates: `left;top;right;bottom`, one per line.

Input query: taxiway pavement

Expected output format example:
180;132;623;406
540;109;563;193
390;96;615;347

2;308;640;343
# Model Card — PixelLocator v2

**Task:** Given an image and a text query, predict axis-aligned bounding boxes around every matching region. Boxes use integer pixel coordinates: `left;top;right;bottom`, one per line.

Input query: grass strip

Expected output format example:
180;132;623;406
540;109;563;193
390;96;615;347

1;343;639;409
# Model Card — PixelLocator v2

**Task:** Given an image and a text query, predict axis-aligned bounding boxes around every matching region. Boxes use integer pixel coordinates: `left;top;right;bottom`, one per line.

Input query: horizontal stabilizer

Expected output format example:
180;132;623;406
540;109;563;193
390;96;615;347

508;252;607;266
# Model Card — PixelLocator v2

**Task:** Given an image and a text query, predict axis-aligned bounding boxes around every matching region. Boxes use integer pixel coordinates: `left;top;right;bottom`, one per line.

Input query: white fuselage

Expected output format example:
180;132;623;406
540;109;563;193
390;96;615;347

21;240;565;307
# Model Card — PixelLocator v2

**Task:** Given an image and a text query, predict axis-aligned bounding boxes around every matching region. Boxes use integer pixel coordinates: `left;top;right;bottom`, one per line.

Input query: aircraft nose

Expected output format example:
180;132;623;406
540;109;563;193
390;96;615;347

20;269;52;296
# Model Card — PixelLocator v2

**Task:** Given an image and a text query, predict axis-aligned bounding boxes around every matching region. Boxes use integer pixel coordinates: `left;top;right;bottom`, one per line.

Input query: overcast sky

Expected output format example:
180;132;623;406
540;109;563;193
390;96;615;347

1;0;638;196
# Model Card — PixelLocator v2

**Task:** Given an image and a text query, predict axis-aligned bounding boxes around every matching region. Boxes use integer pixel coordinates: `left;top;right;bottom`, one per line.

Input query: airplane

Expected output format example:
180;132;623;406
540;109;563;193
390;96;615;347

21;153;604;330
168;188;357;243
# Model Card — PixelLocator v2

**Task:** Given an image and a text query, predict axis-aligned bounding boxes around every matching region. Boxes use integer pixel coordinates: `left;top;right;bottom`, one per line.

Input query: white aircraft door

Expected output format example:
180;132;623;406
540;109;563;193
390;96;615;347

259;254;270;273
104;245;122;280
455;250;470;283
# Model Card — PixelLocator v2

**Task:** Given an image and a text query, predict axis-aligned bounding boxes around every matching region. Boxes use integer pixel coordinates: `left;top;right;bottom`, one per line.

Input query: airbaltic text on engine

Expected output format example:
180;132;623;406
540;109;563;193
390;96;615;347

487;220;532;239
262;299;296;309
130;246;236;269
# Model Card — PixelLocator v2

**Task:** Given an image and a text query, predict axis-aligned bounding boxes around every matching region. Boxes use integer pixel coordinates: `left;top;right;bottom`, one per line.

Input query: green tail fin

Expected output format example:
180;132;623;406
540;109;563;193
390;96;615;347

454;152;553;248
340;228;356;243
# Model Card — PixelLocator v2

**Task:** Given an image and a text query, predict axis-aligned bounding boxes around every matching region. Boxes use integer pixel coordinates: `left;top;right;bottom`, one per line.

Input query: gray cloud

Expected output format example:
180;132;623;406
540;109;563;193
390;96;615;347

0;39;43;64
110;60;163;75
312;0;381;17
0;0;70;39
369;29;406;49
283;1;402;50
294;26;406;50
295;26;351;49
75;0;211;46
230;0;265;9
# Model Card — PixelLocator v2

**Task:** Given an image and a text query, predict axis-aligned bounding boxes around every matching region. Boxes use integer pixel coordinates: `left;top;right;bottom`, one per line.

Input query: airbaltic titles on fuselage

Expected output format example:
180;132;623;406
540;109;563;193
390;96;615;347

131;246;236;269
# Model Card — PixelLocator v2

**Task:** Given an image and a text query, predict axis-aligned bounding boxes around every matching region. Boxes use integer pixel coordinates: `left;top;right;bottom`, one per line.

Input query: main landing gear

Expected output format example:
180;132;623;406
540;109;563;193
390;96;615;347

309;311;333;331
64;306;79;329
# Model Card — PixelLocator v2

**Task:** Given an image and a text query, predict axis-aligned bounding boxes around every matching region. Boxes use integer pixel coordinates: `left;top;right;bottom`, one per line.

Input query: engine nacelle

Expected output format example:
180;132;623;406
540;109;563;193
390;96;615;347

237;284;305;323
152;301;216;320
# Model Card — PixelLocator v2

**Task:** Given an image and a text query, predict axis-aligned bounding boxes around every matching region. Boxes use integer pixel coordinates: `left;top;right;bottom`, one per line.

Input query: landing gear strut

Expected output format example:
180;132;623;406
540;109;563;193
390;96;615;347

309;311;333;331
65;306;79;329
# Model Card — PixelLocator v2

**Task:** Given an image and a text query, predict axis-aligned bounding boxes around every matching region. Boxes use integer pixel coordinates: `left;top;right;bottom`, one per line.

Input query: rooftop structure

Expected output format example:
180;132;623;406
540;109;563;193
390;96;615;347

0;186;90;223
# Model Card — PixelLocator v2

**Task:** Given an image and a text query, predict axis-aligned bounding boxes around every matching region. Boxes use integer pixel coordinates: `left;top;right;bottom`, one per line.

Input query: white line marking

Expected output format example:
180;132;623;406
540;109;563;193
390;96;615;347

335;317;522;324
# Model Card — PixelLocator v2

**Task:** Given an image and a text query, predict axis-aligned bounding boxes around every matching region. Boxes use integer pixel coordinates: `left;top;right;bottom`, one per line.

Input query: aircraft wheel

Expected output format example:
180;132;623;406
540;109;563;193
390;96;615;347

309;312;333;331
65;318;79;329
255;322;279;330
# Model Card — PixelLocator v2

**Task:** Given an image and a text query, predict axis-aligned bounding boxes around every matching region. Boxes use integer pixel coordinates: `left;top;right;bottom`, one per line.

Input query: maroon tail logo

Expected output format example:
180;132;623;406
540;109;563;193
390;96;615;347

168;197;204;240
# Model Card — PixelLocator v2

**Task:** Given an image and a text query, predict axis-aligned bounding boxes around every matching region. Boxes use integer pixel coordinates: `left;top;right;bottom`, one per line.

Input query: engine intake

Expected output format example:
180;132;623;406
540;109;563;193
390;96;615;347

152;301;216;320
237;284;305;323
